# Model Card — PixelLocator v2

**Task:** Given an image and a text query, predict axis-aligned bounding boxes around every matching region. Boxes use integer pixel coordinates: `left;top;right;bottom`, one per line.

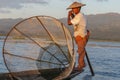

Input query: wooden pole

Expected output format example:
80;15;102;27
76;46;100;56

85;49;95;76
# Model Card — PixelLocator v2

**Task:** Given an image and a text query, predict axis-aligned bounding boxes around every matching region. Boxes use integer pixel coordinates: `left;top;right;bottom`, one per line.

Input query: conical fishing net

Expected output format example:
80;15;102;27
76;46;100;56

3;16;75;80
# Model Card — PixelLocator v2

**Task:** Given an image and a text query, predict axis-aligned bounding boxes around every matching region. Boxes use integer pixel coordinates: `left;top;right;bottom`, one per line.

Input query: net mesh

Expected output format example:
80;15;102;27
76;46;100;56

3;16;74;80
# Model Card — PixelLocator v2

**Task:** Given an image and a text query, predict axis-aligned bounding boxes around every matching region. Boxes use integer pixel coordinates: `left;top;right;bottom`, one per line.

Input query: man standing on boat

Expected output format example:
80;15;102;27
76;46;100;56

67;2;90;71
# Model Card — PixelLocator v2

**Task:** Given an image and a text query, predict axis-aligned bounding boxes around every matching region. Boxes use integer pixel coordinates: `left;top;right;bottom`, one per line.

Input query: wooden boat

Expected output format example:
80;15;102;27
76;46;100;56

0;68;83;80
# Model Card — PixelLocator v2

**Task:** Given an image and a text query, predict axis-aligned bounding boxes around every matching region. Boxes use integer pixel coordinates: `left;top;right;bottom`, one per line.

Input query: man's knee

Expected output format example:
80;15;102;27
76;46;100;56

77;48;84;54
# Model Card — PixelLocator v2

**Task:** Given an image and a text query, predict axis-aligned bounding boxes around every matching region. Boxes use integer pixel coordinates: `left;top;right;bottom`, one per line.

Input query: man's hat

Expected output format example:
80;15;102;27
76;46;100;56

67;2;86;10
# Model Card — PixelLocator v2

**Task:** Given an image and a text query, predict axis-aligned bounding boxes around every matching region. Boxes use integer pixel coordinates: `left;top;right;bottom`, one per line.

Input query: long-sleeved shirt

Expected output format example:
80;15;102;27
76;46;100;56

71;13;87;38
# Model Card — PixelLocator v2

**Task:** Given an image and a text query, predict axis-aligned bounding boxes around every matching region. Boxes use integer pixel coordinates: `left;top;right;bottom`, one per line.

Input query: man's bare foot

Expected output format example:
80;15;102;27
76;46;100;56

74;67;83;72
77;63;86;71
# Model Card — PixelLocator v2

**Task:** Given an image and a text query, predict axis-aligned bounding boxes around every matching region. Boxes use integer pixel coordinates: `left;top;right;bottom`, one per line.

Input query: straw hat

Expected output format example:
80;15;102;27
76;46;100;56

67;2;86;9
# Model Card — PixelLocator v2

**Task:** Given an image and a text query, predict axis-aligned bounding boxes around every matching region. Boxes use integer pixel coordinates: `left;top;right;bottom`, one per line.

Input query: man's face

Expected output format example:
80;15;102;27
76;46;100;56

72;7;81;14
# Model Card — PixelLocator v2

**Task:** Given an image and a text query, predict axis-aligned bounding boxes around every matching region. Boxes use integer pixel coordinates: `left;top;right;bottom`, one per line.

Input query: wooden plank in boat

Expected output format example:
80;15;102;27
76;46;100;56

63;69;84;80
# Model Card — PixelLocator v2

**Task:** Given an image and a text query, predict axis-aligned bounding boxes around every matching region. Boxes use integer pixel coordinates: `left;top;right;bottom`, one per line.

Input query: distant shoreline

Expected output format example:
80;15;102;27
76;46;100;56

0;38;120;43
89;39;120;42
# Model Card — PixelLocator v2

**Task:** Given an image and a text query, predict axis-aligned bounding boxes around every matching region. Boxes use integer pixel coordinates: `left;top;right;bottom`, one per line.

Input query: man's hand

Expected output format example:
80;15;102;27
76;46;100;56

68;10;75;19
68;10;73;16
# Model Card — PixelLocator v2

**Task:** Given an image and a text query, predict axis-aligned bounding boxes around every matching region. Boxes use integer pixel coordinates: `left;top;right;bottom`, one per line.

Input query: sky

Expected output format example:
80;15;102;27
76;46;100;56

0;0;120;19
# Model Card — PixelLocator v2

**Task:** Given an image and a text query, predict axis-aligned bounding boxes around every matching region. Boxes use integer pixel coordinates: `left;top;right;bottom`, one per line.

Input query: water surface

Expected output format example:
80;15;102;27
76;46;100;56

0;40;120;80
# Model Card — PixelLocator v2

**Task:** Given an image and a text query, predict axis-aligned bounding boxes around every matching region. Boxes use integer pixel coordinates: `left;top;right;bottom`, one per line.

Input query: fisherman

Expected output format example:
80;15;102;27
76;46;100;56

67;2;90;71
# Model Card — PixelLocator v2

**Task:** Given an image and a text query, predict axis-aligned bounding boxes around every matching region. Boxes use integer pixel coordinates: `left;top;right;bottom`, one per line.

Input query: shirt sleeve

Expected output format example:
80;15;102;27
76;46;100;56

71;14;80;26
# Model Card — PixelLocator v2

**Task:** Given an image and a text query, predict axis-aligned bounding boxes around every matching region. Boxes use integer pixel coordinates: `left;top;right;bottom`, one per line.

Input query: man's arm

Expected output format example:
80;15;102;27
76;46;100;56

67;10;74;25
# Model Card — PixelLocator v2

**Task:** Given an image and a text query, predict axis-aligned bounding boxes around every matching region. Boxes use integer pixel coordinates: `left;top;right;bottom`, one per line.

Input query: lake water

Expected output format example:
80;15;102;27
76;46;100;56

0;40;120;80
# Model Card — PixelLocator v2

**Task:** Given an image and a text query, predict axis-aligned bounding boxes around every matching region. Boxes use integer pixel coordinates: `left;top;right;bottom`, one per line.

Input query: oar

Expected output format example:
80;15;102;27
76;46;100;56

85;49;95;76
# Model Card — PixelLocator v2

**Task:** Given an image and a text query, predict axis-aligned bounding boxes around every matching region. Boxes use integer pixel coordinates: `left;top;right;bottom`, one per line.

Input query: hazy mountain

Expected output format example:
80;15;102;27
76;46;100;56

0;18;22;35
0;13;120;41
86;13;120;41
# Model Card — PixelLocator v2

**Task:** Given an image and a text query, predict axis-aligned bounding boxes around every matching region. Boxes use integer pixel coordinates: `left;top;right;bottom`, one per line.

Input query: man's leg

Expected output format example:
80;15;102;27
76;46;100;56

79;31;90;67
75;36;85;70
78;50;86;67
77;38;86;70
75;34;89;70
